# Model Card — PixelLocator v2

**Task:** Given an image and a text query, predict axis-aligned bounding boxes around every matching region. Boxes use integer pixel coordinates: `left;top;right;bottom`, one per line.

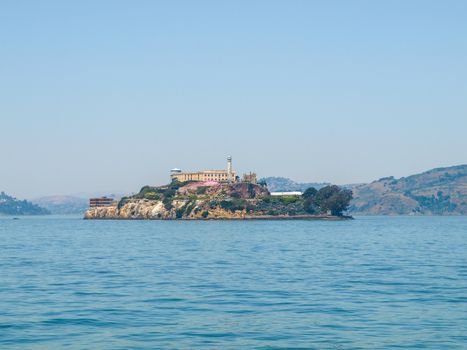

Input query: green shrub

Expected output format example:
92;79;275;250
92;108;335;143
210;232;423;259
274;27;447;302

169;179;191;190
175;207;185;218
277;195;300;204
245;204;255;212
163;197;173;211
163;188;176;198
247;183;256;198
219;198;249;211
220;200;234;211
136;186;157;198
184;202;196;217
117;197;129;210
144;192;161;200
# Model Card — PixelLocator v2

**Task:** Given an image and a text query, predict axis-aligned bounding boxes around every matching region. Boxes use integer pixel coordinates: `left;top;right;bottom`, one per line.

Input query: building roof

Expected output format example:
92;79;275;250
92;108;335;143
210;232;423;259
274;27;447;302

270;191;303;196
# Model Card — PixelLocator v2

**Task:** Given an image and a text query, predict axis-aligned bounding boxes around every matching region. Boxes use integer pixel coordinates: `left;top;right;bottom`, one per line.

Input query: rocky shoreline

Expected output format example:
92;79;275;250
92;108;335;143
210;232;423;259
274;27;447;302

84;207;351;221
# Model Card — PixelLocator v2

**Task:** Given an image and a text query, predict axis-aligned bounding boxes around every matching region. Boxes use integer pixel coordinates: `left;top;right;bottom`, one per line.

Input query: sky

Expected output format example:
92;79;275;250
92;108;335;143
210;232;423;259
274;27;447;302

1;0;466;198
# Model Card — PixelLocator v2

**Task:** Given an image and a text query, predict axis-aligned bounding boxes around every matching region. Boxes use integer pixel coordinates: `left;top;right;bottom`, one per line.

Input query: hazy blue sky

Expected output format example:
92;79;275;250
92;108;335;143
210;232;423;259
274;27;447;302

1;0;466;198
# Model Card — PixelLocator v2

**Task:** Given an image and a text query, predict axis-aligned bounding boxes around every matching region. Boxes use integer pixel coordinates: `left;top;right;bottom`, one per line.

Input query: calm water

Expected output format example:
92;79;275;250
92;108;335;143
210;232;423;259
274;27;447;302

0;216;466;349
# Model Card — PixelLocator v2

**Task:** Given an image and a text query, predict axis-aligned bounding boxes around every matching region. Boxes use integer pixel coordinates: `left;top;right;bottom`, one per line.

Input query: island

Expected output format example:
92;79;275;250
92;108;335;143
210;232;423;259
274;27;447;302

84;157;352;220
84;182;352;220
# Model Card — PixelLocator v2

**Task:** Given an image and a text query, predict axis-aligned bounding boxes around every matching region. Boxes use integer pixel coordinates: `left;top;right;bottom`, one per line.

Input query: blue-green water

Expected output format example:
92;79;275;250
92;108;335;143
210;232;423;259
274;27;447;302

1;216;466;349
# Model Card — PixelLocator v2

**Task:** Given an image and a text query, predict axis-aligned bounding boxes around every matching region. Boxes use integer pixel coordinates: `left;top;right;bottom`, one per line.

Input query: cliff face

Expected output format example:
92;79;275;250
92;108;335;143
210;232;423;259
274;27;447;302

84;182;271;220
84;198;250;220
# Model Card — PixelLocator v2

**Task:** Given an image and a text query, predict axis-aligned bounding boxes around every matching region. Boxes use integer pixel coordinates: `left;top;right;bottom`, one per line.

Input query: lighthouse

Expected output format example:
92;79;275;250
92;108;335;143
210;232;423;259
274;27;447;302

227;156;233;182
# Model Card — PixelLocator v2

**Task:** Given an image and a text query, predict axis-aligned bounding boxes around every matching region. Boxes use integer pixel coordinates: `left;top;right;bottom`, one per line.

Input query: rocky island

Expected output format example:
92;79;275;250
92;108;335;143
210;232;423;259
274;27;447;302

85;157;352;220
84;181;353;220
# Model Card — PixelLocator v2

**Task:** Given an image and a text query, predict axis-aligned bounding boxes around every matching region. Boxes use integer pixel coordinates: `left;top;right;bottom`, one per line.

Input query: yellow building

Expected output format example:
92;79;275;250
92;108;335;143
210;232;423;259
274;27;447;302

242;172;257;184
170;169;237;182
170;156;237;183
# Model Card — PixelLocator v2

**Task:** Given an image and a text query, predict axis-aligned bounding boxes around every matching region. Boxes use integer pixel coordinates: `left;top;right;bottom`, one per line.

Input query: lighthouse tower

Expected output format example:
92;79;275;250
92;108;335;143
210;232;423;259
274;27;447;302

227;156;233;182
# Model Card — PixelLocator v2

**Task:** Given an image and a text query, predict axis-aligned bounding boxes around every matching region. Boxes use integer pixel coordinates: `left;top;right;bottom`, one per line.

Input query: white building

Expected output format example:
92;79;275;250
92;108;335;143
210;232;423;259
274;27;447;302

270;191;303;196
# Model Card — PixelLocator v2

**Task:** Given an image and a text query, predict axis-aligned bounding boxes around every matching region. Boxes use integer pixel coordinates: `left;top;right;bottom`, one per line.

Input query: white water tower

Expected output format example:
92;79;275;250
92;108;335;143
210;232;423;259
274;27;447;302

227;156;233;182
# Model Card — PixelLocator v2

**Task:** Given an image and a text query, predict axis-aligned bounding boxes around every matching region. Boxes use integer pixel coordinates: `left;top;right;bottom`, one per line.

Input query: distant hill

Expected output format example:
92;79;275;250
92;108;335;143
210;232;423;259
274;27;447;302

0;192;50;215
260;177;330;192
349;165;467;215
32;195;89;214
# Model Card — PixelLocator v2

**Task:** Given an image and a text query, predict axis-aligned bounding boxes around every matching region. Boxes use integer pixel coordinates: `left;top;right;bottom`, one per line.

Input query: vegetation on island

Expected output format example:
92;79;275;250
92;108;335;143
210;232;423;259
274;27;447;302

96;180;354;220
0;192;50;215
251;185;352;217
302;185;353;216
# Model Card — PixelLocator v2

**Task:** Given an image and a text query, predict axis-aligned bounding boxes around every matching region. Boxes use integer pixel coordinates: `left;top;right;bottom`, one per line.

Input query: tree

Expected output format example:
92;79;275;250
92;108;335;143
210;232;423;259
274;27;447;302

302;187;318;199
257;180;267;187
315;185;353;216
302;187;319;214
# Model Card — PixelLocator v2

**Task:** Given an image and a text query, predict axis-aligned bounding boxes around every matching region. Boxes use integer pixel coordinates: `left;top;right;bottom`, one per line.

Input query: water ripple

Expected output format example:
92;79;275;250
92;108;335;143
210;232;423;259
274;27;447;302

0;216;466;349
